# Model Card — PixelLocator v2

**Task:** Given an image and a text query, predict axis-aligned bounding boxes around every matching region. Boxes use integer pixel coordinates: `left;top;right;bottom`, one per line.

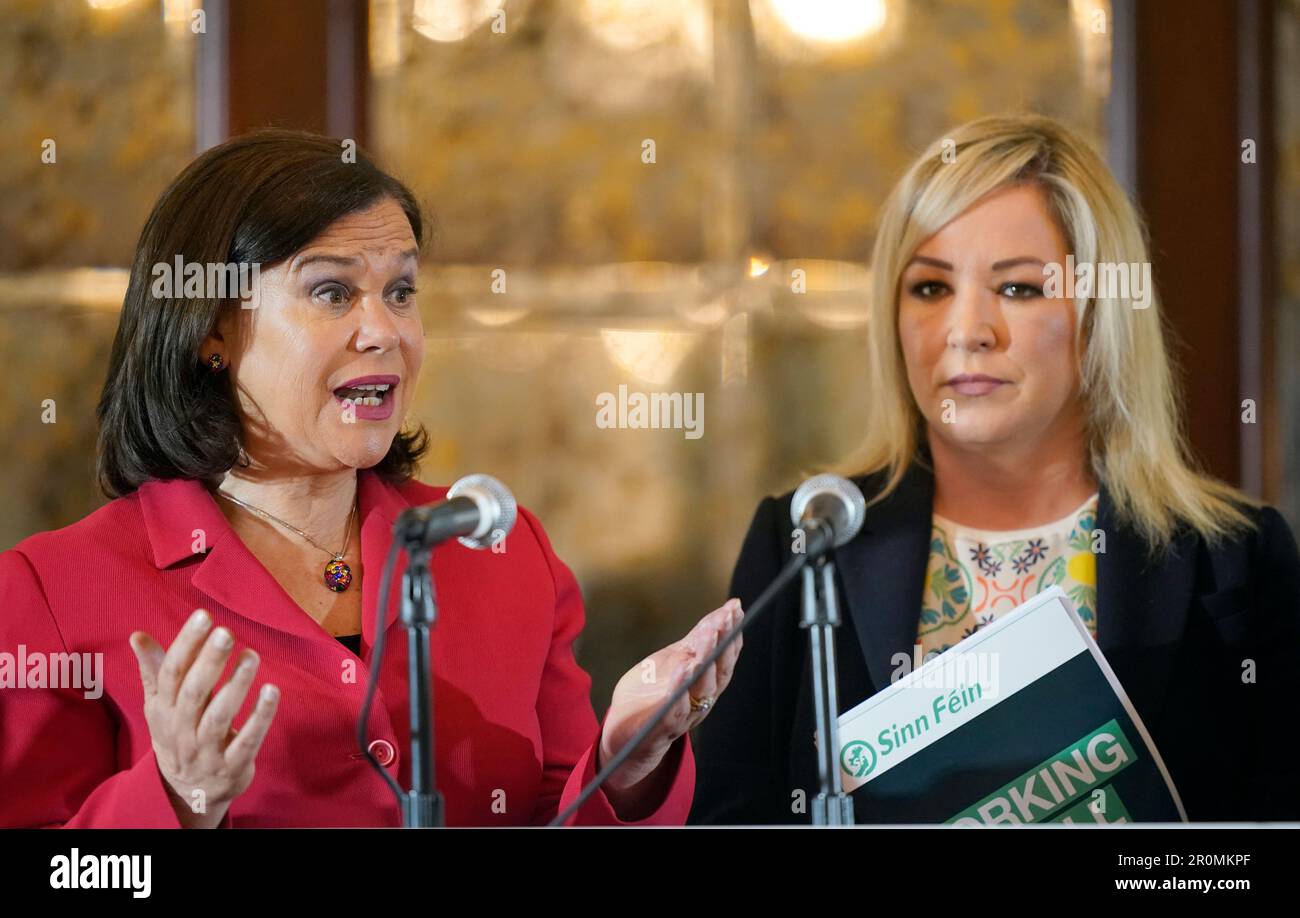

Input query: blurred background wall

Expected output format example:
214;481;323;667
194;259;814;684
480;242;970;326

1;0;1296;705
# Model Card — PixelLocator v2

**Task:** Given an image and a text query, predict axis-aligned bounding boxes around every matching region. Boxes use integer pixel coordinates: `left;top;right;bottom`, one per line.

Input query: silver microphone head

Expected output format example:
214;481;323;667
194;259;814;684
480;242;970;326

790;474;867;549
447;473;517;550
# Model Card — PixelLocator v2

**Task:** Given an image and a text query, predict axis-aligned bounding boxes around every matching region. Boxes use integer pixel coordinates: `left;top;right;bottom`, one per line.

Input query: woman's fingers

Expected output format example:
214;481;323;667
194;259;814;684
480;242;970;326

197;649;260;746
224;683;280;771
129;614;276;813
682;600;743;725
703;600;739;636
685;625;720;707
713;604;744;696
681;601;736;658
157;609;214;704
175;625;236;728
604;599;746;764
129;631;165;698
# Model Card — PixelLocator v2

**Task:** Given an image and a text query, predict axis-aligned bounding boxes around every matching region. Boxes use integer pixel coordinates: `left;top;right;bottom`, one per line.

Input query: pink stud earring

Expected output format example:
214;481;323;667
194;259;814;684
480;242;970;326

206;353;225;372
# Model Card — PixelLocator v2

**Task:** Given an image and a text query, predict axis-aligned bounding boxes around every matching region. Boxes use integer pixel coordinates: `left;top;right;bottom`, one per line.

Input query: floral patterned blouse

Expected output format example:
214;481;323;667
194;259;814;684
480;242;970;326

916;493;1099;661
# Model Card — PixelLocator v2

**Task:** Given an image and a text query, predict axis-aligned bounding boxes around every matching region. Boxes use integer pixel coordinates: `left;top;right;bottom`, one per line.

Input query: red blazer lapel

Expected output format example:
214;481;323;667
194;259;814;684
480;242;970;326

358;470;428;647
136;473;426;649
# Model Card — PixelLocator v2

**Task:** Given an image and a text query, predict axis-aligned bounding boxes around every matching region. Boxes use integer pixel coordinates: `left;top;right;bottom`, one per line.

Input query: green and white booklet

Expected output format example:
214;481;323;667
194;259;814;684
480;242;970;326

835;586;1186;823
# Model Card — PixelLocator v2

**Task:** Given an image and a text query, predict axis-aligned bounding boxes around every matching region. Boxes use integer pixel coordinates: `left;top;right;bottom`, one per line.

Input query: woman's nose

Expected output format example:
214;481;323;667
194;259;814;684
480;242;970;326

352;296;402;353
946;286;999;352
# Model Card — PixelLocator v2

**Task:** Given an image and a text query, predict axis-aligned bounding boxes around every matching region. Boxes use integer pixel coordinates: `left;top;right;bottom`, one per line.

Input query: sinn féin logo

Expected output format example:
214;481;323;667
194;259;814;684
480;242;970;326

841;739;877;779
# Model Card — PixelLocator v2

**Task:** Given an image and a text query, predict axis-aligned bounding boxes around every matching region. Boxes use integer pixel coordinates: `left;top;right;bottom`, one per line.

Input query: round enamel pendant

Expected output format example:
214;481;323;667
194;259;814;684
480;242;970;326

324;557;353;592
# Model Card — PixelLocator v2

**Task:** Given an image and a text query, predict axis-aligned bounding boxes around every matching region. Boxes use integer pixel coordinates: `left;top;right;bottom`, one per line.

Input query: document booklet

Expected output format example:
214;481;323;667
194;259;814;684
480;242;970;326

835;586;1186;823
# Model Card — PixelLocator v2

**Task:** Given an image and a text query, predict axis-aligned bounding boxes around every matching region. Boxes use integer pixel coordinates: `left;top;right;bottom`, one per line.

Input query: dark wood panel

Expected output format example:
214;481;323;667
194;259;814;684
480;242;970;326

1133;0;1243;484
204;0;368;143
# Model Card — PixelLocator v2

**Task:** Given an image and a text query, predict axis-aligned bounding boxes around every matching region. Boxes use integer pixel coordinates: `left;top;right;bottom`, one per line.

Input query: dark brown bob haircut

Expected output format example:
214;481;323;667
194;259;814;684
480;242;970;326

96;129;429;498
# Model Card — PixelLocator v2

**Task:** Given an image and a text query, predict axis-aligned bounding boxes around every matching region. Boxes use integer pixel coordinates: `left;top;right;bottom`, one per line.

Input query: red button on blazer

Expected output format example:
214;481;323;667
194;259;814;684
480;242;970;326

0;470;693;827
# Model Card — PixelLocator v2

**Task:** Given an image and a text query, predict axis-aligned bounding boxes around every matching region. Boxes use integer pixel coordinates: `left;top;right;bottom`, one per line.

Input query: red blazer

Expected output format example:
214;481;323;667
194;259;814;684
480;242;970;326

0;470;694;827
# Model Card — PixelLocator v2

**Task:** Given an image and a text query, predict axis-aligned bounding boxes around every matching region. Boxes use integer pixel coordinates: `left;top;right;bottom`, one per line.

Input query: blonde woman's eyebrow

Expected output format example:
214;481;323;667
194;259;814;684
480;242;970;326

906;255;953;271
990;256;1046;271
906;255;1048;272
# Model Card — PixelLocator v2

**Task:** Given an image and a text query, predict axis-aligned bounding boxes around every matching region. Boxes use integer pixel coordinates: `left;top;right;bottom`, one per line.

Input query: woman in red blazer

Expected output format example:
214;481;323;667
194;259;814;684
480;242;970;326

0;130;742;828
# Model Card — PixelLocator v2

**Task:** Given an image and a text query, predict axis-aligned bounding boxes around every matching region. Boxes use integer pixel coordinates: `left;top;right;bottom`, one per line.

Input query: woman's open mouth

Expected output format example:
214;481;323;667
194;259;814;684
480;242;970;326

332;374;399;420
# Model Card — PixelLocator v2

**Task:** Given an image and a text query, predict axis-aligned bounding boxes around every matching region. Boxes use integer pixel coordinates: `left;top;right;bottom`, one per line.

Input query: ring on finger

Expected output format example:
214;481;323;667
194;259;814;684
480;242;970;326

689;694;714;713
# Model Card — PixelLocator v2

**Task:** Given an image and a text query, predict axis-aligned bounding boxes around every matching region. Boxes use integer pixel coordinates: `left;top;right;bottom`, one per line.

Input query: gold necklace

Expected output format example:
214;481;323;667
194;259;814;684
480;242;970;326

217;489;357;592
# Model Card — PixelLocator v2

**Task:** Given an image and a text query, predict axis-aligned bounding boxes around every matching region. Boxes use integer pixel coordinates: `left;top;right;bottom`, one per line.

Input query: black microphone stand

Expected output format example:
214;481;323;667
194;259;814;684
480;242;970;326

389;500;485;827
549;520;854;826
365;481;512;829
802;555;854;825
398;541;443;827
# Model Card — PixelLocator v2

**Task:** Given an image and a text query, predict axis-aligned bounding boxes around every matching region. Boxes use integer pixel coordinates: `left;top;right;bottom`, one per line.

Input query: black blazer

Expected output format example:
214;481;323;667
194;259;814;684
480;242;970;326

689;462;1300;823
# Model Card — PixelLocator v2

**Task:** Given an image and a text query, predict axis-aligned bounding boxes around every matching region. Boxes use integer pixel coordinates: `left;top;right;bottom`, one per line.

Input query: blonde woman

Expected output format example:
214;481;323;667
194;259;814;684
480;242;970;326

690;114;1300;824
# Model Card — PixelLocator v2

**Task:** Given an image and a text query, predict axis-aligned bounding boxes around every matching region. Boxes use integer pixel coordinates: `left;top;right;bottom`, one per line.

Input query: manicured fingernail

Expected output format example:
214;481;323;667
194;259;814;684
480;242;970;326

212;627;232;649
190;609;210;629
260;684;279;702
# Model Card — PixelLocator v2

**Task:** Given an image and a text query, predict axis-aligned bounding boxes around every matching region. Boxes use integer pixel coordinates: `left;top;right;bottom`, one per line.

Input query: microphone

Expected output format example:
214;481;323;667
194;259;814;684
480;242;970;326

790;473;867;558
394;473;518;550
548;472;866;826
371;473;518;827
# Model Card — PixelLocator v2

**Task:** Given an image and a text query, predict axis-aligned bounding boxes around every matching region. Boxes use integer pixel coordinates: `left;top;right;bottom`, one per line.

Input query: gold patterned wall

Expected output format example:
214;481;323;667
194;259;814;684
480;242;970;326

369;0;1109;694
0;0;195;549
373;0;1105;264
0;0;1111;703
0;0;195;269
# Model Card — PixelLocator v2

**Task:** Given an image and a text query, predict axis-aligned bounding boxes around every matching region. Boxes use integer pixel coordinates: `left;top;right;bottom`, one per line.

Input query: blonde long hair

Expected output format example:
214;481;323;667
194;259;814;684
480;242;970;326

843;113;1255;552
